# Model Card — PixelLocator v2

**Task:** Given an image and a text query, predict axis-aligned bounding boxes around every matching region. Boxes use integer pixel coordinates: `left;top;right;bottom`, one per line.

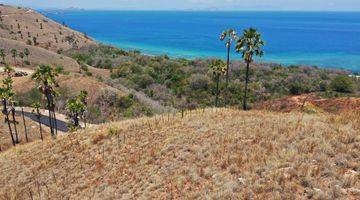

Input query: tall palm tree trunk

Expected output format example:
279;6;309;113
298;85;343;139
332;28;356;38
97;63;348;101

37;113;43;141
45;94;55;137
225;42;230;107
243;61;250;111
6;115;15;146
21;108;29;142
52;109;58;135
215;74;220;107
74;113;79;127
2;99;15;146
11;108;19;143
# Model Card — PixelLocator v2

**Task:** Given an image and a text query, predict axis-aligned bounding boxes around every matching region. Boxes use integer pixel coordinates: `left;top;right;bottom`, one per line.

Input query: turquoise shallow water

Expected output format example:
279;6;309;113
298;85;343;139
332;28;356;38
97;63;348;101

43;11;360;72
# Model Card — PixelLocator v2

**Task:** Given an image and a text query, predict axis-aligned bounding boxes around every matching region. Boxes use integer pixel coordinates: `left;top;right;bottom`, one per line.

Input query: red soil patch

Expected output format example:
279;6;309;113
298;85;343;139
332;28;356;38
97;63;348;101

254;94;360;112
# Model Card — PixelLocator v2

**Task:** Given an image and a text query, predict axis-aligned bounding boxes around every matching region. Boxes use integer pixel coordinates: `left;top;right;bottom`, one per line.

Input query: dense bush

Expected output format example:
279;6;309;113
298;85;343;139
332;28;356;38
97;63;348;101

71;45;358;110
117;94;135;109
71;53;93;65
287;74;312;95
189;74;209;90
331;75;355;93
15;87;42;106
131;74;154;89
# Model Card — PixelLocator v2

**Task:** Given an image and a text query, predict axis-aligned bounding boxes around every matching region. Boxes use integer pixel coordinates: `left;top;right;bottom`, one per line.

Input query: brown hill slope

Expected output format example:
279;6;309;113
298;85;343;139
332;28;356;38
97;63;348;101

0;109;358;199
0;37;79;70
0;5;96;52
0;111;50;152
0;4;98;70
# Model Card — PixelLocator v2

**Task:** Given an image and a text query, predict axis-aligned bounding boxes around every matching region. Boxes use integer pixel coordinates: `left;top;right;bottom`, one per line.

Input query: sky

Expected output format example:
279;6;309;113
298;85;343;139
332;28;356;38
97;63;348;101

2;0;360;11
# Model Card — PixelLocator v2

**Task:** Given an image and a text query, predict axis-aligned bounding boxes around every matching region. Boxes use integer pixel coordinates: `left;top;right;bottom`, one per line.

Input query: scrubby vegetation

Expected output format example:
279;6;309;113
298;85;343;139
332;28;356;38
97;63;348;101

68;45;359;110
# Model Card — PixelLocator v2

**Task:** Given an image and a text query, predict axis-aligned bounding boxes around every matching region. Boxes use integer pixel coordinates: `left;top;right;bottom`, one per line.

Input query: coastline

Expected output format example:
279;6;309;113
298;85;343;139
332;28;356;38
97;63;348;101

95;39;359;73
43;10;360;73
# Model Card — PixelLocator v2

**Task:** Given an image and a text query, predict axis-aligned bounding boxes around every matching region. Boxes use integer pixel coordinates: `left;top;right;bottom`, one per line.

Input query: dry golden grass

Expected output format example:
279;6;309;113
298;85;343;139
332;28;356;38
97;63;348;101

58;74;127;103
255;94;360;113
0;5;96;53
0;5;98;71
0;109;359;199
0;113;49;152
0;37;80;70
0;70;125;105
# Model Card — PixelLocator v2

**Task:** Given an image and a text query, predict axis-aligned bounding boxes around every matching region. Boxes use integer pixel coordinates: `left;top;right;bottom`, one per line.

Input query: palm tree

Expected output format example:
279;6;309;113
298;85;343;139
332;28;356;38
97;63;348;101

235;28;265;110
78;90;88;128
66;91;87;129
24;48;30;64
209;59;226;107
4;64;14;77
0;49;5;64
32;65;59;138
33;37;37;46
32;102;43;140
19;52;24;66
0;66;16;145
10;105;19;144
3;66;19;143
220;29;237;107
10;49;17;65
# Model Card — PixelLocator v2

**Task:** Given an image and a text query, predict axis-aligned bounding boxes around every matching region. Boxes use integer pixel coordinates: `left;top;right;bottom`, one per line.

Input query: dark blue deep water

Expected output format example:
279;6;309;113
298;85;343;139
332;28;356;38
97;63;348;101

43;11;360;71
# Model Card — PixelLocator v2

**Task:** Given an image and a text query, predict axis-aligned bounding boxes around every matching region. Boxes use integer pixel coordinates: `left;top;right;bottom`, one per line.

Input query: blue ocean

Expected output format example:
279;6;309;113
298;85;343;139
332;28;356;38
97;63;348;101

42;11;360;72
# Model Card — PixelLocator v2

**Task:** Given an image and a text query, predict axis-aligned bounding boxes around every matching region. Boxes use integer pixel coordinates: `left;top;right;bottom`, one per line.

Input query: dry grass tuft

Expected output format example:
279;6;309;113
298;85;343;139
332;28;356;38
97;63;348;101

91;133;107;145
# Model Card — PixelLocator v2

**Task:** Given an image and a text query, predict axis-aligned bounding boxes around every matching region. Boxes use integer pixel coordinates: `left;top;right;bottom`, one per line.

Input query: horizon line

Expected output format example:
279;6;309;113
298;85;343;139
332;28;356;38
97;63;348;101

4;3;360;12
38;8;360;12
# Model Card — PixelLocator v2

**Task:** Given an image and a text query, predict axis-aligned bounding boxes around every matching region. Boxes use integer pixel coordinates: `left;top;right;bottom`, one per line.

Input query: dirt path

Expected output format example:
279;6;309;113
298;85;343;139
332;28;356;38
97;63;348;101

0;66;34;74
15;107;94;133
15;107;69;133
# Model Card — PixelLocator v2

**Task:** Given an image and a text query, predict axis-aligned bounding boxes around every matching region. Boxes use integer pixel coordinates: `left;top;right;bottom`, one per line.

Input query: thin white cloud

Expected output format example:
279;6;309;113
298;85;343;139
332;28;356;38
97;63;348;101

3;0;360;11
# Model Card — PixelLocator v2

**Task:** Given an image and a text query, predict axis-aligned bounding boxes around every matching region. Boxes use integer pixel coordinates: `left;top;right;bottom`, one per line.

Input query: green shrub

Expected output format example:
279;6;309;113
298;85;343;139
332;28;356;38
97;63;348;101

287;75;311;95
289;82;309;95
103;59;113;69
81;64;89;72
85;71;93;76
117;94;135;109
108;127;118;136
55;65;65;74
331;75;355;93
131;74;154;89
189;74;209;90
87;106;103;123
71;53;93;65
15;88;42;106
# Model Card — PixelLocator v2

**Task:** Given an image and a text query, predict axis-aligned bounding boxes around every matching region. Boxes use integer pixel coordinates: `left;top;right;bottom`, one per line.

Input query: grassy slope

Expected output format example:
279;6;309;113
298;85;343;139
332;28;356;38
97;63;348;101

0;5;157;127
0;5;96;53
0;109;359;199
0;37;79;70
0;112;50;151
